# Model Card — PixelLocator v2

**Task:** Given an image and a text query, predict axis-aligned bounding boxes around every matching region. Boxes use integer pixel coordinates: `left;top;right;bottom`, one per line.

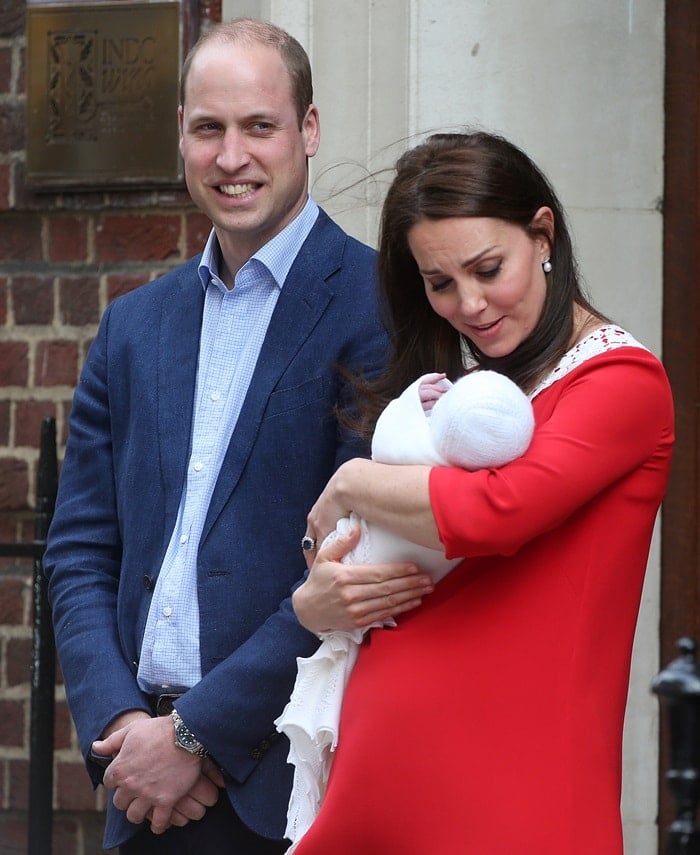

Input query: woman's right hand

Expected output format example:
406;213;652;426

293;525;434;634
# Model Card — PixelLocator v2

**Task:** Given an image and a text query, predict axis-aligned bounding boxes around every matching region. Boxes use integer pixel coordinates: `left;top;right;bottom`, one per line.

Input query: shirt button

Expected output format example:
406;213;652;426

180;534;188;544
163;606;172;617
193;461;203;472
211;391;220;401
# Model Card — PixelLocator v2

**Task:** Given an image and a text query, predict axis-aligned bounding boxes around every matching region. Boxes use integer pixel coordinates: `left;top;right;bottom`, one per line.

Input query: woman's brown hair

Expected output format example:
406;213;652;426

350;131;604;438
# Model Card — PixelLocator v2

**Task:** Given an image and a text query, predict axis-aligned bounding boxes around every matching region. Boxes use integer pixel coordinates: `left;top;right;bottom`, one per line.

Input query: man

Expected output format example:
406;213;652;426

44;18;412;853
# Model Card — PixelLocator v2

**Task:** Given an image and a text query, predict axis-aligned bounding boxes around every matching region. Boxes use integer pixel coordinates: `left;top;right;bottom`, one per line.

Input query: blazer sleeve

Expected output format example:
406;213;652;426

44;303;152;780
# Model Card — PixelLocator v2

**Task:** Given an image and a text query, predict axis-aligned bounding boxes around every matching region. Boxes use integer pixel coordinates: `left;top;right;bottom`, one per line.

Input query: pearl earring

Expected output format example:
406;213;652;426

542;257;552;274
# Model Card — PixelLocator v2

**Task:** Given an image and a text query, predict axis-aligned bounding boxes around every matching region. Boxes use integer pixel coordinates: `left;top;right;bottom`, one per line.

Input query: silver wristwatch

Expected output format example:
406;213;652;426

171;709;208;757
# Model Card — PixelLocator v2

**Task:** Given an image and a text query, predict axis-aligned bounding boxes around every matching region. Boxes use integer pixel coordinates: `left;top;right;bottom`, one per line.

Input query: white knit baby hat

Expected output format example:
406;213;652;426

429;370;535;470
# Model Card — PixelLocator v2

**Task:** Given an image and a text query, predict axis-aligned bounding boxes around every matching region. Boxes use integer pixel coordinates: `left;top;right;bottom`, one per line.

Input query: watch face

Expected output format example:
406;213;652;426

176;723;200;751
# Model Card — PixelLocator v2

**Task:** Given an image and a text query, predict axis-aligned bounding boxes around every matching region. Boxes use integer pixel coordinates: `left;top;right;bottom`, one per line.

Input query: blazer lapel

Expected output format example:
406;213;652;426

156;261;205;523
201;213;344;542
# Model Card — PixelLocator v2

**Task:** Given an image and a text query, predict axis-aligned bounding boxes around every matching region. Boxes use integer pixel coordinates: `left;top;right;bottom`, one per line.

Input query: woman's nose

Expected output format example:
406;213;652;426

456;281;488;316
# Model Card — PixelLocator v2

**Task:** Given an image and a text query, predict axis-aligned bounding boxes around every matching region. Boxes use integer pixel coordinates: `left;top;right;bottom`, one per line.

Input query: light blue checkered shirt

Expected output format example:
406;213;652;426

137;197;319;694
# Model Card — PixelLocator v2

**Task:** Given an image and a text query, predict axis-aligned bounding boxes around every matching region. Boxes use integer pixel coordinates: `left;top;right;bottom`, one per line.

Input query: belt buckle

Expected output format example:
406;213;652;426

155;692;182;716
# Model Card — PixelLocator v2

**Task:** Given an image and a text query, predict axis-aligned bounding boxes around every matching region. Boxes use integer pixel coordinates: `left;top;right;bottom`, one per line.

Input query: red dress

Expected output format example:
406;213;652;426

293;331;674;855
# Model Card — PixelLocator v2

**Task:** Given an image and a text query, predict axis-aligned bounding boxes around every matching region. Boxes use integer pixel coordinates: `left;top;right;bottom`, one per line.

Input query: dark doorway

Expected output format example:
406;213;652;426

660;0;700;848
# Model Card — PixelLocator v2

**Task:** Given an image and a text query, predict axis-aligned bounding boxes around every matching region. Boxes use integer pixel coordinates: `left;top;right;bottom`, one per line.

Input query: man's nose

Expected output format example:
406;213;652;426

216;129;250;172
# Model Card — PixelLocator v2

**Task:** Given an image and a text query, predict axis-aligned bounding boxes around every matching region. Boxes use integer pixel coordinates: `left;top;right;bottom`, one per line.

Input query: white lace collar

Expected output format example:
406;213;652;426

529;325;647;400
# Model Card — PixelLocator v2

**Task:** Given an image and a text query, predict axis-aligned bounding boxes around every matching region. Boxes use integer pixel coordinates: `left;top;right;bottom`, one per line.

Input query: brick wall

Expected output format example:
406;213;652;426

0;0;219;851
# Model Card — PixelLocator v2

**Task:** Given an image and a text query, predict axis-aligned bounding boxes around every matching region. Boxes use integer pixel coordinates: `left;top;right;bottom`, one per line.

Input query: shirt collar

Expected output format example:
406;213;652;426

198;196;320;292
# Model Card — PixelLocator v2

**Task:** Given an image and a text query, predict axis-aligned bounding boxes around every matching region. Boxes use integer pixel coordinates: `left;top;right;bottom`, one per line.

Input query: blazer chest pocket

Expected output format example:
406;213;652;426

264;375;327;419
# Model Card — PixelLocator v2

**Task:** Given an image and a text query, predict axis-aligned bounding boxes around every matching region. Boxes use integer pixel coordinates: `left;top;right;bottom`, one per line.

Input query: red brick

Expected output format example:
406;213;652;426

95;213;181;262
0;520;34;572
0;576;28;624
55;651;64;686
0;214;43;261
14;400;57;447
0;699;26;747
0;101;24;154
34;340;78;387
0;44;10;94
53;811;117;854
186;211;212;256
0;277;7;323
0;811;27;852
0;556;32;575
48;216;89;263
54;700;74;751
8;758;29;810
6;636;31;687
106;273;146;303
0;1;25;39
0;515;18;542
0;458;29;510
55;761;99;810
58;276;100;326
0;398;9;444
16;45;24;93
58;403;71;447
12;276;54;325
51;814;82;855
0;162;9;210
0;342;29;385
16;515;34;545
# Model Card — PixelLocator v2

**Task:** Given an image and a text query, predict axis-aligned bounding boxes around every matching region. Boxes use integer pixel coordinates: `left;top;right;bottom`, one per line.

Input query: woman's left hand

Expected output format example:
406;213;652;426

293;525;435;634
301;459;365;568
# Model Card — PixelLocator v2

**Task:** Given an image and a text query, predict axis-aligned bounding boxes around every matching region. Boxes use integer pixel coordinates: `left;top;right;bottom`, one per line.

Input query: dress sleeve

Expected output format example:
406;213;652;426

429;348;674;558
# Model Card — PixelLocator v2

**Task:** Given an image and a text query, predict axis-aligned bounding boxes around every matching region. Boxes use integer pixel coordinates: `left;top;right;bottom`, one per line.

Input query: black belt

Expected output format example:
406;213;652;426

150;692;183;716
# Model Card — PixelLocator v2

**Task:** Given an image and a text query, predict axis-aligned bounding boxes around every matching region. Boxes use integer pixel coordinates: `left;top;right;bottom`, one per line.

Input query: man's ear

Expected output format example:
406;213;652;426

302;104;321;158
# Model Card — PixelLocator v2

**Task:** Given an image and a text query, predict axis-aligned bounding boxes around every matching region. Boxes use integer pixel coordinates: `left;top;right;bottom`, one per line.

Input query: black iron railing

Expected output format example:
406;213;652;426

0;416;57;855
653;637;700;854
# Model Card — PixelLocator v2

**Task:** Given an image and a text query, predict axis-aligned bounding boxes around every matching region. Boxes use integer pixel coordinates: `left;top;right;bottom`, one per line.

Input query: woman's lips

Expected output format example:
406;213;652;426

466;317;504;338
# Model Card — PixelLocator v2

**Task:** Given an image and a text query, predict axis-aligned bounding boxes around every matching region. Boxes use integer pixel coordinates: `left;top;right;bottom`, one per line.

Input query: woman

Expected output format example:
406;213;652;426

290;132;673;853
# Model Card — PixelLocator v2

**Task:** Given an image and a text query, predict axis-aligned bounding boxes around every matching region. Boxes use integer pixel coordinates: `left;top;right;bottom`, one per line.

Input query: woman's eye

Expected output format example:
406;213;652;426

429;280;451;292
477;264;502;279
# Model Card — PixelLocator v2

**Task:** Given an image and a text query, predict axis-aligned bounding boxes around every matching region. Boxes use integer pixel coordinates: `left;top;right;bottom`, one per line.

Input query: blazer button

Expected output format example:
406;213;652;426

143;575;154;592
251;748;262;760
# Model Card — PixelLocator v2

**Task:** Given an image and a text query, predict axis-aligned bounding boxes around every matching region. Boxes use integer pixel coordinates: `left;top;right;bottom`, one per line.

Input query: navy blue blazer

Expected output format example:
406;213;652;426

44;210;388;848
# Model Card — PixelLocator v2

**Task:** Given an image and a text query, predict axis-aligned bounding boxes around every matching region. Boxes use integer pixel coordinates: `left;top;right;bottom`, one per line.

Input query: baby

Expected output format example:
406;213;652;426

276;369;535;847
342;369;535;581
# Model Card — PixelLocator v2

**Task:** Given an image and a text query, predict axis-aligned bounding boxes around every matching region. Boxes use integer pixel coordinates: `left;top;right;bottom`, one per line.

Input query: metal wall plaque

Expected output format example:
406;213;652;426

26;2;183;188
